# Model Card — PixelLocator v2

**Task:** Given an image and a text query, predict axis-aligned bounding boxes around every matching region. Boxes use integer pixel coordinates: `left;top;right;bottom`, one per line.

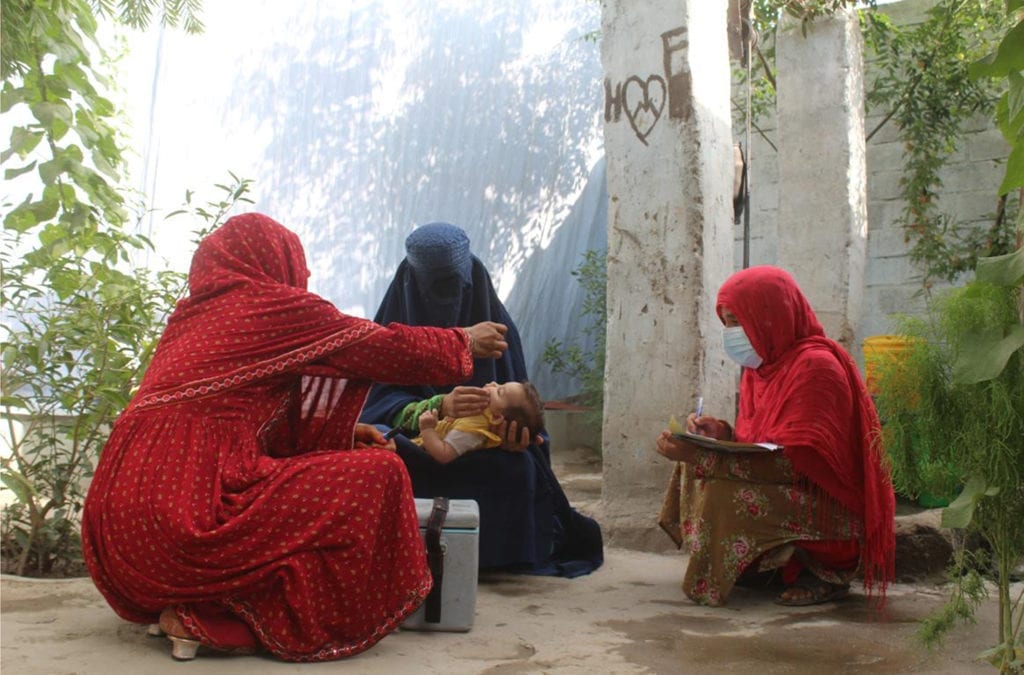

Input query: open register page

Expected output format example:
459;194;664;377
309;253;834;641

668;415;783;453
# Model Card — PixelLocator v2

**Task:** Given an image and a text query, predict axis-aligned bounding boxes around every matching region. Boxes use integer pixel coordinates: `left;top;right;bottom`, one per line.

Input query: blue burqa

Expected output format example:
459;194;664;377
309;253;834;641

360;224;602;576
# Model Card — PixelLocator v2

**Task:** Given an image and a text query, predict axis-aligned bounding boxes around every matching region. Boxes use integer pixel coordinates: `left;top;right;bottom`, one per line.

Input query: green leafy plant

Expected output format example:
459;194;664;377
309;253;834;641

542;249;607;429
1;1;204;238
918;546;990;646
919;4;1024;669
0;0;240;577
863;0;1016;286
889;6;1024;662
969;3;1024;212
874;282;1021;500
1;176;251;577
1;244;183;576
875;278;1023;670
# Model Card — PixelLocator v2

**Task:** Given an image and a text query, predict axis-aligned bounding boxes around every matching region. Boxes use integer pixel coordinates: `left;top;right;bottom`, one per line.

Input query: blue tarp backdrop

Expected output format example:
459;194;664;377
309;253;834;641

125;0;607;400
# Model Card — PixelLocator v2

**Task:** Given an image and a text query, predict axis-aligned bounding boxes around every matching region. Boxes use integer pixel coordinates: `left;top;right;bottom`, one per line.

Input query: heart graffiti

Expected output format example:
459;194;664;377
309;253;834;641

622;75;666;145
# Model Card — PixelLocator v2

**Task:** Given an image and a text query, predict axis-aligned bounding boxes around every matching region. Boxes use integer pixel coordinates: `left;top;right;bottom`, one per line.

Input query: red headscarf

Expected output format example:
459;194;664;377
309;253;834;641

130;214;381;443
717;266;894;599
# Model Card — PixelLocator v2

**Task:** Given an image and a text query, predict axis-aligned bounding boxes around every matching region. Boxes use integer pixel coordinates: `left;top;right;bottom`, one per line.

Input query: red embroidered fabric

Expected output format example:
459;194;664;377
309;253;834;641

82;213;474;660
716;266;895;602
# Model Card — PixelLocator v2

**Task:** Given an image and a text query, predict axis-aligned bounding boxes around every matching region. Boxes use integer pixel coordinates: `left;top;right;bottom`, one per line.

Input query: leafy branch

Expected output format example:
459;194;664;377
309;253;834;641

0;0;258;576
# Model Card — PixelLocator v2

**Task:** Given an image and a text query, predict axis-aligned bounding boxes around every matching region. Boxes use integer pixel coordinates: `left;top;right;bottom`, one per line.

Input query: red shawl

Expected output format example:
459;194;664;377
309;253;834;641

717;266;895;600
130;212;380;445
84;213;482;660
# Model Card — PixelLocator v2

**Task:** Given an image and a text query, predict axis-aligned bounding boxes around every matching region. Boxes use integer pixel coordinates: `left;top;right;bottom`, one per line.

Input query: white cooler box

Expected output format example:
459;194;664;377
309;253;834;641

402;497;480;632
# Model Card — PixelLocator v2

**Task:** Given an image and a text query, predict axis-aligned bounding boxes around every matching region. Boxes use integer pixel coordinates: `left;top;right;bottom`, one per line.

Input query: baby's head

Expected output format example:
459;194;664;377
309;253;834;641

483;381;545;440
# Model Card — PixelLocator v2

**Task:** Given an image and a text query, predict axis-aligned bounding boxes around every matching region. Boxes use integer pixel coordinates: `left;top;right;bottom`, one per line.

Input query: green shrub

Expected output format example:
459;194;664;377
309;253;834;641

542;249;606;434
877;277;1024;669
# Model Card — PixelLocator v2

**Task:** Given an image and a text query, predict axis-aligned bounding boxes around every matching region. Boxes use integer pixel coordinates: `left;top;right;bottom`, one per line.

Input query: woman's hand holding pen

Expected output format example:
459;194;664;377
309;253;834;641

659;397;730;462
685;412;734;441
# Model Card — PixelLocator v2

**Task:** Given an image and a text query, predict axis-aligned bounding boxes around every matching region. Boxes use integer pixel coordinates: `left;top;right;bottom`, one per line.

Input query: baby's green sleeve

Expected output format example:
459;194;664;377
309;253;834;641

390;394;446;434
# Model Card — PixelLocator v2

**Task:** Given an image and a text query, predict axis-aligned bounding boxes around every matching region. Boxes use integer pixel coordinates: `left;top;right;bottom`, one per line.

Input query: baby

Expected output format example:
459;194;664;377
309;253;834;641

415;381;544;464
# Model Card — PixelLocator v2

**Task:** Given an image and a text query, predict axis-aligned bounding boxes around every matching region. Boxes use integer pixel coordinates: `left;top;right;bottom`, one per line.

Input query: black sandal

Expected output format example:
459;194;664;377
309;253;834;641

774;574;850;606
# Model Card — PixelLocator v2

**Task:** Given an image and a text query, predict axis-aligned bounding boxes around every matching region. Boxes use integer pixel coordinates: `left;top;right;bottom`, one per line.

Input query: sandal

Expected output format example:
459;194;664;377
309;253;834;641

156;607;258;660
158;607;203;660
774;574;850;606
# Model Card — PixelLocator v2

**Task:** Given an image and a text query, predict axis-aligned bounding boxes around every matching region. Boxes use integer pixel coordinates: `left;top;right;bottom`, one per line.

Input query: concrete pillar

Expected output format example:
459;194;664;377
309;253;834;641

600;0;735;550
776;9;868;348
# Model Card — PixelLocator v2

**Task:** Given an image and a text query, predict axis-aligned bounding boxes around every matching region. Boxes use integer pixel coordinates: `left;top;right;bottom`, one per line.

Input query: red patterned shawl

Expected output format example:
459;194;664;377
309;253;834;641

717;266;895;600
130;213;380;445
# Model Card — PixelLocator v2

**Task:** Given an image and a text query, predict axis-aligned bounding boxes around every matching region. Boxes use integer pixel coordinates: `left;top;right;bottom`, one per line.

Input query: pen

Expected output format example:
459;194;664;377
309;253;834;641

383;427;401;441
695;396;704;418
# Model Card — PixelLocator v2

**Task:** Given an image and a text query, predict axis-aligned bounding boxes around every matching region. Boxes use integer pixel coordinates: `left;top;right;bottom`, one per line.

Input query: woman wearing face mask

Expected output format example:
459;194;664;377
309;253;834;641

655;266;894;608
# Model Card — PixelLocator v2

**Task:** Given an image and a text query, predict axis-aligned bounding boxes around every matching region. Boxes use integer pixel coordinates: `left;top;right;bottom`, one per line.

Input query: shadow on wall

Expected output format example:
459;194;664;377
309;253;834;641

504;158;608;401
220;0;604;321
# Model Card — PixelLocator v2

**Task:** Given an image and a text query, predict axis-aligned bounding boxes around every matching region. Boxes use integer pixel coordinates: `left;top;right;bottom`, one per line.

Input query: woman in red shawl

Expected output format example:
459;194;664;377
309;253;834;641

81;213;511;661
656;266;894;607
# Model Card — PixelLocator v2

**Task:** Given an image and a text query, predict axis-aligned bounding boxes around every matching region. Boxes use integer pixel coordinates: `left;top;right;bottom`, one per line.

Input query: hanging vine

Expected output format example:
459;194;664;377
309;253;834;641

736;0;1017;287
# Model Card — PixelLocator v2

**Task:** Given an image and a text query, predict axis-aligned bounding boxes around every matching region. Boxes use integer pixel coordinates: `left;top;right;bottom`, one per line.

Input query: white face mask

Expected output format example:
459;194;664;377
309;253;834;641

723;325;764;369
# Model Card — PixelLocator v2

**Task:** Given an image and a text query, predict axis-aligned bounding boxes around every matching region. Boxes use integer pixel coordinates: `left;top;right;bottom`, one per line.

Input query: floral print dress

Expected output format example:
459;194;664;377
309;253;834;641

658;449;860;607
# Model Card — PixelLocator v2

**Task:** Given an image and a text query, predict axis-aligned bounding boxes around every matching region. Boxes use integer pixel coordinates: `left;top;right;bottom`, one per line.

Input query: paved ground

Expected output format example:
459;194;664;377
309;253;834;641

1;553;1013;674
2;445;1015;673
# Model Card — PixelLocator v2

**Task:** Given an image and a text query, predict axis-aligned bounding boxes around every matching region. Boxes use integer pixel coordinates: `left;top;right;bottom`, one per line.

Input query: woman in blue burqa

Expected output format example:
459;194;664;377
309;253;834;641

361;222;602;577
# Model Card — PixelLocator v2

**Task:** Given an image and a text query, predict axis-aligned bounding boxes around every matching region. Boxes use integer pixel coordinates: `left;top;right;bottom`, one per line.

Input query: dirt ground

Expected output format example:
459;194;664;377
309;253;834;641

2;547;1014;674
3;443;1013;673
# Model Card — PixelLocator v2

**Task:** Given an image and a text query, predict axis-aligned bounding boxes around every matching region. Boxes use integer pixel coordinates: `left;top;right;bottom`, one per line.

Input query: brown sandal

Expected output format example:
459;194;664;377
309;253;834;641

774;574;850;606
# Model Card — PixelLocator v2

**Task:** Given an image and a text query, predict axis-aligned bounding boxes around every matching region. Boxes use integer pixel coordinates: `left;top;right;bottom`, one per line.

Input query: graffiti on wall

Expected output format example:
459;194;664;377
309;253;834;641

604;26;692;145
604;76;666;145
